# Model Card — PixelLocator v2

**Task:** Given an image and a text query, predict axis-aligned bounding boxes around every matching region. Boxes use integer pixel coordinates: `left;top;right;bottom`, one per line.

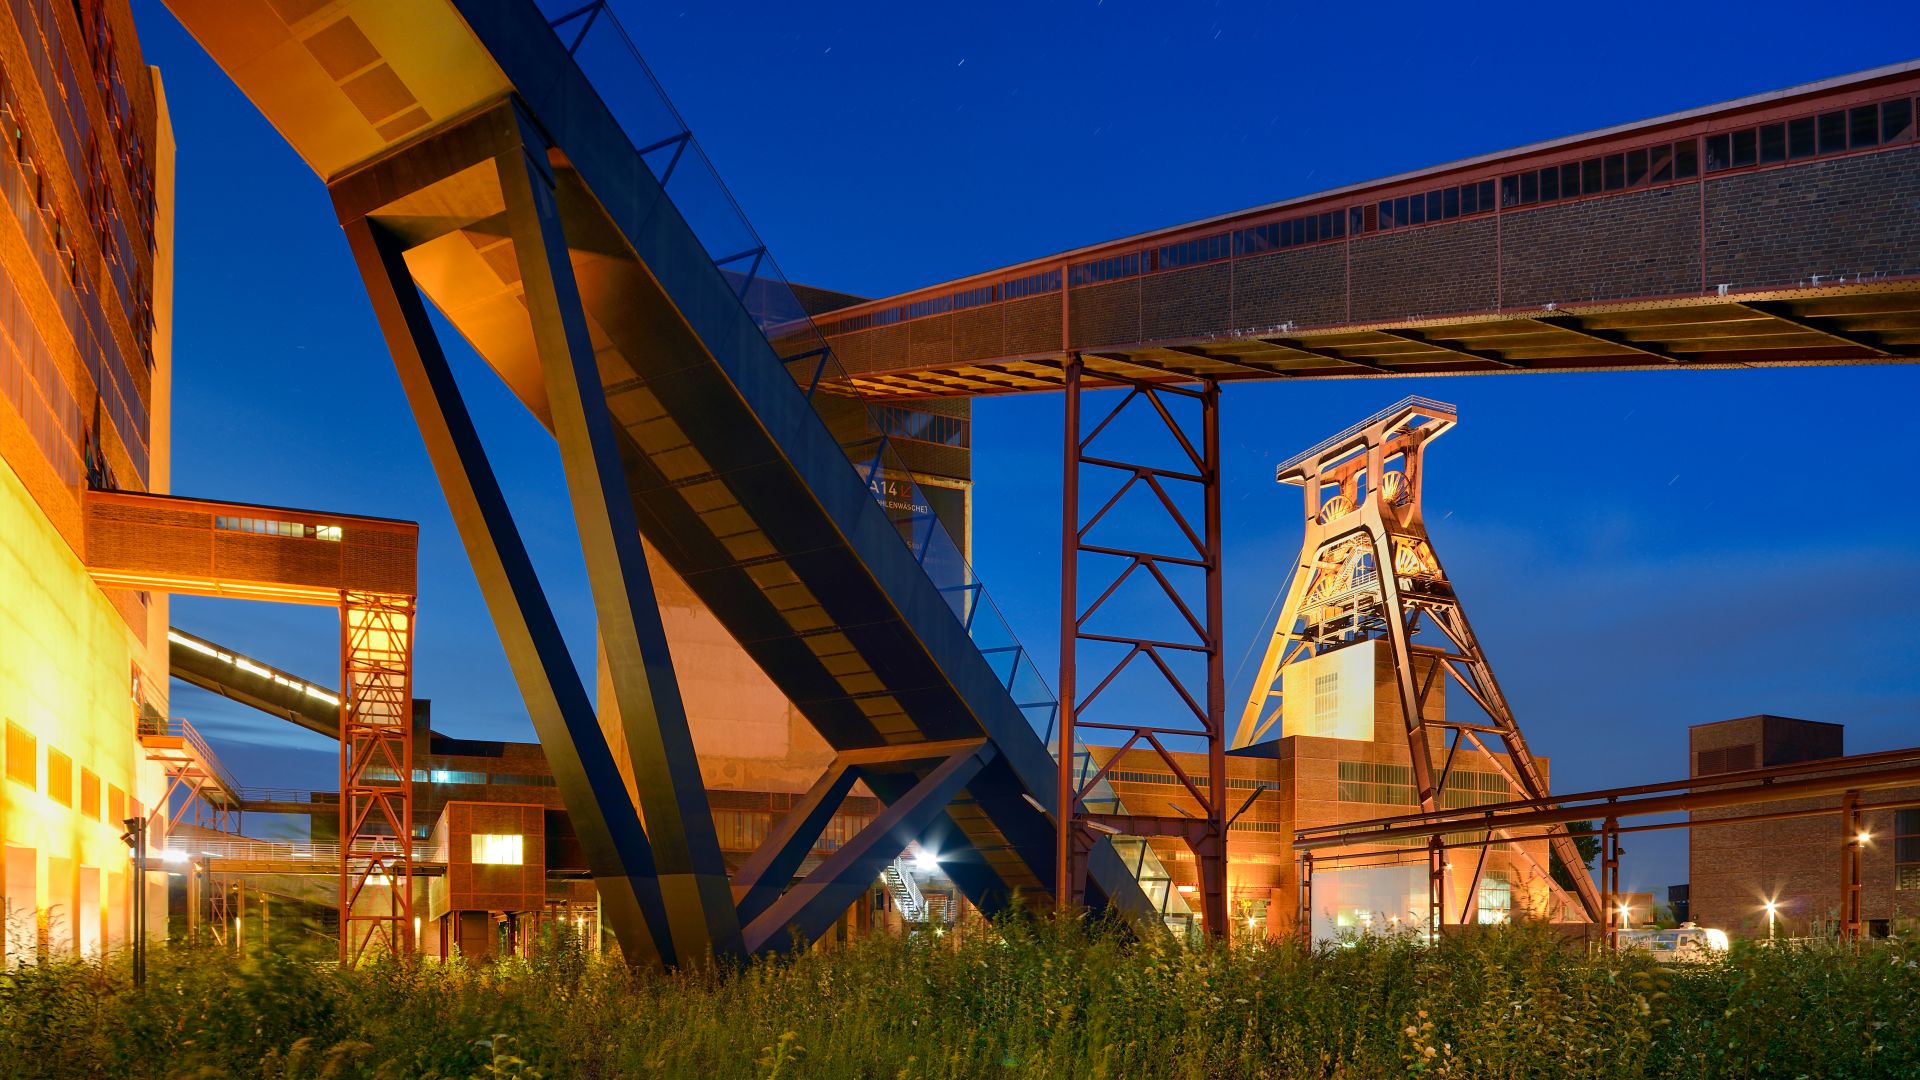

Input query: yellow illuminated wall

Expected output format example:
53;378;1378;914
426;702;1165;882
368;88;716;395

0;453;162;962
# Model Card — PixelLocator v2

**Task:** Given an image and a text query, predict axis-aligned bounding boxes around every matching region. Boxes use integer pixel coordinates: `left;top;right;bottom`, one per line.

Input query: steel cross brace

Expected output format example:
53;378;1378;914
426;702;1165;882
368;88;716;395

740;740;999;954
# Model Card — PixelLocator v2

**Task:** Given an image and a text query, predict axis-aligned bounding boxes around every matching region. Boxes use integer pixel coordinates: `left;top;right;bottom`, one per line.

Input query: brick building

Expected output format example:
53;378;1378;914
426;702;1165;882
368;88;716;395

1689;715;1920;938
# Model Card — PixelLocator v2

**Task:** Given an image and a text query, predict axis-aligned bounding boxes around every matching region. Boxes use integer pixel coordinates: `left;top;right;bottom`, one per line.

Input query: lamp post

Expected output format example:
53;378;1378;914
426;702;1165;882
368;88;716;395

118;817;146;987
1763;899;1779;943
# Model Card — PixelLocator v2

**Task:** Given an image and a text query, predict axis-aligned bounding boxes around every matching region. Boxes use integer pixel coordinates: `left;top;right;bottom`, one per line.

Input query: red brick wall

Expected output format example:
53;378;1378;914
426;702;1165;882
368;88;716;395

1501;185;1701;306
1349;217;1498;321
1232;243;1347;329
1705;145;1920;288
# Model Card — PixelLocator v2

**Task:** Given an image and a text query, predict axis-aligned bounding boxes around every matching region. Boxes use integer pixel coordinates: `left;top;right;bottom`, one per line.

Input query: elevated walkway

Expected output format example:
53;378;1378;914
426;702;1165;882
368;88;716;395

168;627;342;738
161;0;1176;960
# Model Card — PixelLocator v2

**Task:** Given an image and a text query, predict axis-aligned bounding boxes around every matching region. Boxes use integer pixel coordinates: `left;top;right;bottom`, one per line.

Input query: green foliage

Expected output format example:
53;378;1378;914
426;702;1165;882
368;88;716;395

1550;820;1613;894
0;920;1914;1078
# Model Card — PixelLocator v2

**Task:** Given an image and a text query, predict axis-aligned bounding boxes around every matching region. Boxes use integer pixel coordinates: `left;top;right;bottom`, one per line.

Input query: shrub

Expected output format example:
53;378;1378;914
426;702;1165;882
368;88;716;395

0;920;1913;1078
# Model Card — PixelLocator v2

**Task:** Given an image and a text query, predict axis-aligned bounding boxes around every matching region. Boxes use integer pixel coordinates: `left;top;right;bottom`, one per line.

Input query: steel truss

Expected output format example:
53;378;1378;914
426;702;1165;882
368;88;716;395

1057;358;1228;935
1236;398;1601;932
339;591;416;962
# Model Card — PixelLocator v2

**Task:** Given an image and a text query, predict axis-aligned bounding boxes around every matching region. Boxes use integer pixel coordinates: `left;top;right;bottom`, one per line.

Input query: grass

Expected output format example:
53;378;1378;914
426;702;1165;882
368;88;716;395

0;917;1915;1078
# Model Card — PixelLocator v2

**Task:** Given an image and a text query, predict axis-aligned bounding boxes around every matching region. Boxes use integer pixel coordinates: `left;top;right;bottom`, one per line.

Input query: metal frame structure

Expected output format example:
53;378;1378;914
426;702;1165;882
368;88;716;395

1234;398;1601;927
1057;357;1228;935
1299;744;1920;946
138;715;240;835
338;592;416;962
82;489;419;963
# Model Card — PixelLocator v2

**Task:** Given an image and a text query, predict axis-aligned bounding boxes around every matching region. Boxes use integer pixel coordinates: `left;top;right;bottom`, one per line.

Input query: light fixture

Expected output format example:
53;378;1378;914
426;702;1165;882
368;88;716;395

1856;830;1872;845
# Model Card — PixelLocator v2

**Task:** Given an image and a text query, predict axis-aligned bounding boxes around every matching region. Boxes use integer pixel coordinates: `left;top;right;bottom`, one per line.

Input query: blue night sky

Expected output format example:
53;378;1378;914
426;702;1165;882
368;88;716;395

132;0;1919;895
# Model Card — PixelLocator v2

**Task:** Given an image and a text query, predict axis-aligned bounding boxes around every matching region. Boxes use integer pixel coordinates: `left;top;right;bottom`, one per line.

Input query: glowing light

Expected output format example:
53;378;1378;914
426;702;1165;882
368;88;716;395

160;849;188;865
1856;830;1872;845
1176;884;1197;894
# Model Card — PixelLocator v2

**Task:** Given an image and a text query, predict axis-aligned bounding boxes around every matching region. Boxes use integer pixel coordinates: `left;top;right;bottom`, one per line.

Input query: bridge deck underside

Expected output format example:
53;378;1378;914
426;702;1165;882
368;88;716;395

827;284;1920;399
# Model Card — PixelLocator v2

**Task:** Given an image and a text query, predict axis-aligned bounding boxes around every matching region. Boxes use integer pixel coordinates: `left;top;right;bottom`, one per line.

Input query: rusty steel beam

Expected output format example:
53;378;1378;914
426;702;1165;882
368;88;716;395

1299;760;1920;851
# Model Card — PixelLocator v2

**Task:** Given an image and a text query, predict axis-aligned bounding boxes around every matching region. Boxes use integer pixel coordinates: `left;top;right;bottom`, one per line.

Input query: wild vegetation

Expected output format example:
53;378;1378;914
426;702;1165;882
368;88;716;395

0;917;1914;1079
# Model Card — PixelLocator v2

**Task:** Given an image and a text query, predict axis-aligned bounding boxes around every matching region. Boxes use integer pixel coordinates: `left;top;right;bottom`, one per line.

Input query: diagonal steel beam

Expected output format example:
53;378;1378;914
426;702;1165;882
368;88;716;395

743;741;998;954
1369;327;1525;369
1528;314;1684;363
340;213;671;967
731;760;860;927
497;117;744;961
1737;300;1915;357
1257;336;1394;373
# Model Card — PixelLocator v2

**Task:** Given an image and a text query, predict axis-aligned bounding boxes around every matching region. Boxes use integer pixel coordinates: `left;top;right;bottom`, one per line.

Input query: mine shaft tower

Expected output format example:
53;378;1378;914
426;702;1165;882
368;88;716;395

1235;397;1603;924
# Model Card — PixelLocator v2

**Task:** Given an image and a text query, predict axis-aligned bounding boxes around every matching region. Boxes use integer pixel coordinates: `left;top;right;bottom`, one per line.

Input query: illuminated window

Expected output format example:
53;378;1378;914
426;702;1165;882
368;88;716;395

80;769;99;819
471;834;524;865
108;784;125;823
1477;870;1512;924
47;748;71;807
1313;673;1339;721
4;723;34;789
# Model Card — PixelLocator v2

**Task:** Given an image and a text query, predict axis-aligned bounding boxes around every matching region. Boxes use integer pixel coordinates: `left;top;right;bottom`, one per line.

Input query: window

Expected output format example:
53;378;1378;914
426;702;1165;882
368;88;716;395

47;748;71;807
1758;123;1786;164
1313;672;1338;720
1731;128;1757;168
80;769;99;819
488;773;558;788
1337;761;1416;805
108;784;124;824
471;834;524;866
1157;232;1231;271
1897;809;1919;891
1477;870;1512;924
1883;98;1914;144
1438;771;1512;809
4;722;33;788
213;516;343;542
1788;116;1817;159
429;769;486;785
1850;105;1879;150
1818;110;1847;154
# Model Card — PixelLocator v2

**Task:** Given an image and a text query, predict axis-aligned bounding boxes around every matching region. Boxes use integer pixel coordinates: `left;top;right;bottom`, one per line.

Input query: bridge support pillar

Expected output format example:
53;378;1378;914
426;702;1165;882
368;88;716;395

341;207;674;967
495;118;742;962
1057;357;1230;937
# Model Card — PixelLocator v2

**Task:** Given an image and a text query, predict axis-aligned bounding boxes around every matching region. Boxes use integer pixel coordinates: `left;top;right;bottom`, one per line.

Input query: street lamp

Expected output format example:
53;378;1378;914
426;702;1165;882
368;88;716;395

118;817;146;986
1762;899;1779;942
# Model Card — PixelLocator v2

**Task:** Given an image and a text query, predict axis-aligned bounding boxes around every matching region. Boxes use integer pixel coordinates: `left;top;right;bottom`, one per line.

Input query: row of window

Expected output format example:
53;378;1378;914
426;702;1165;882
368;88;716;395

817;90;1919;341
363;766;558;787
1103;768;1268;791
872;404;969;448
5;720;133;826
1335;761;1512;806
1706;99;1913;174
213;516;345;542
0;65;149;481
0;240;85;486
11;0;153;362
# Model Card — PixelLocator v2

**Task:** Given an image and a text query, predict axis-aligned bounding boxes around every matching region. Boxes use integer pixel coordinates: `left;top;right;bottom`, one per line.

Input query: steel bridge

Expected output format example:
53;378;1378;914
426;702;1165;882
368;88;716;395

153;0;1920;964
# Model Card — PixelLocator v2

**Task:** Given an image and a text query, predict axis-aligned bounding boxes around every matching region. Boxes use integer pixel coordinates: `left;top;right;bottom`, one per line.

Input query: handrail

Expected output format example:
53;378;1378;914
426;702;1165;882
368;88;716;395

1274;396;1455;478
136;715;241;795
536;0;1187;916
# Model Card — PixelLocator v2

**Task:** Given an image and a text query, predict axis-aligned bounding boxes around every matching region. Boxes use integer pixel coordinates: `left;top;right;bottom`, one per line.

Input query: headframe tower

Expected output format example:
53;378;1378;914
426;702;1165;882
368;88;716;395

1234;398;1602;925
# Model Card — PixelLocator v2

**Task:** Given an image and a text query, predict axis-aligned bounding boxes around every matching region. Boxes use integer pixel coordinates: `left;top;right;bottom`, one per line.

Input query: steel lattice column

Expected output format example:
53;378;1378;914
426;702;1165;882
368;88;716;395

1057;356;1229;936
339;591;415;963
